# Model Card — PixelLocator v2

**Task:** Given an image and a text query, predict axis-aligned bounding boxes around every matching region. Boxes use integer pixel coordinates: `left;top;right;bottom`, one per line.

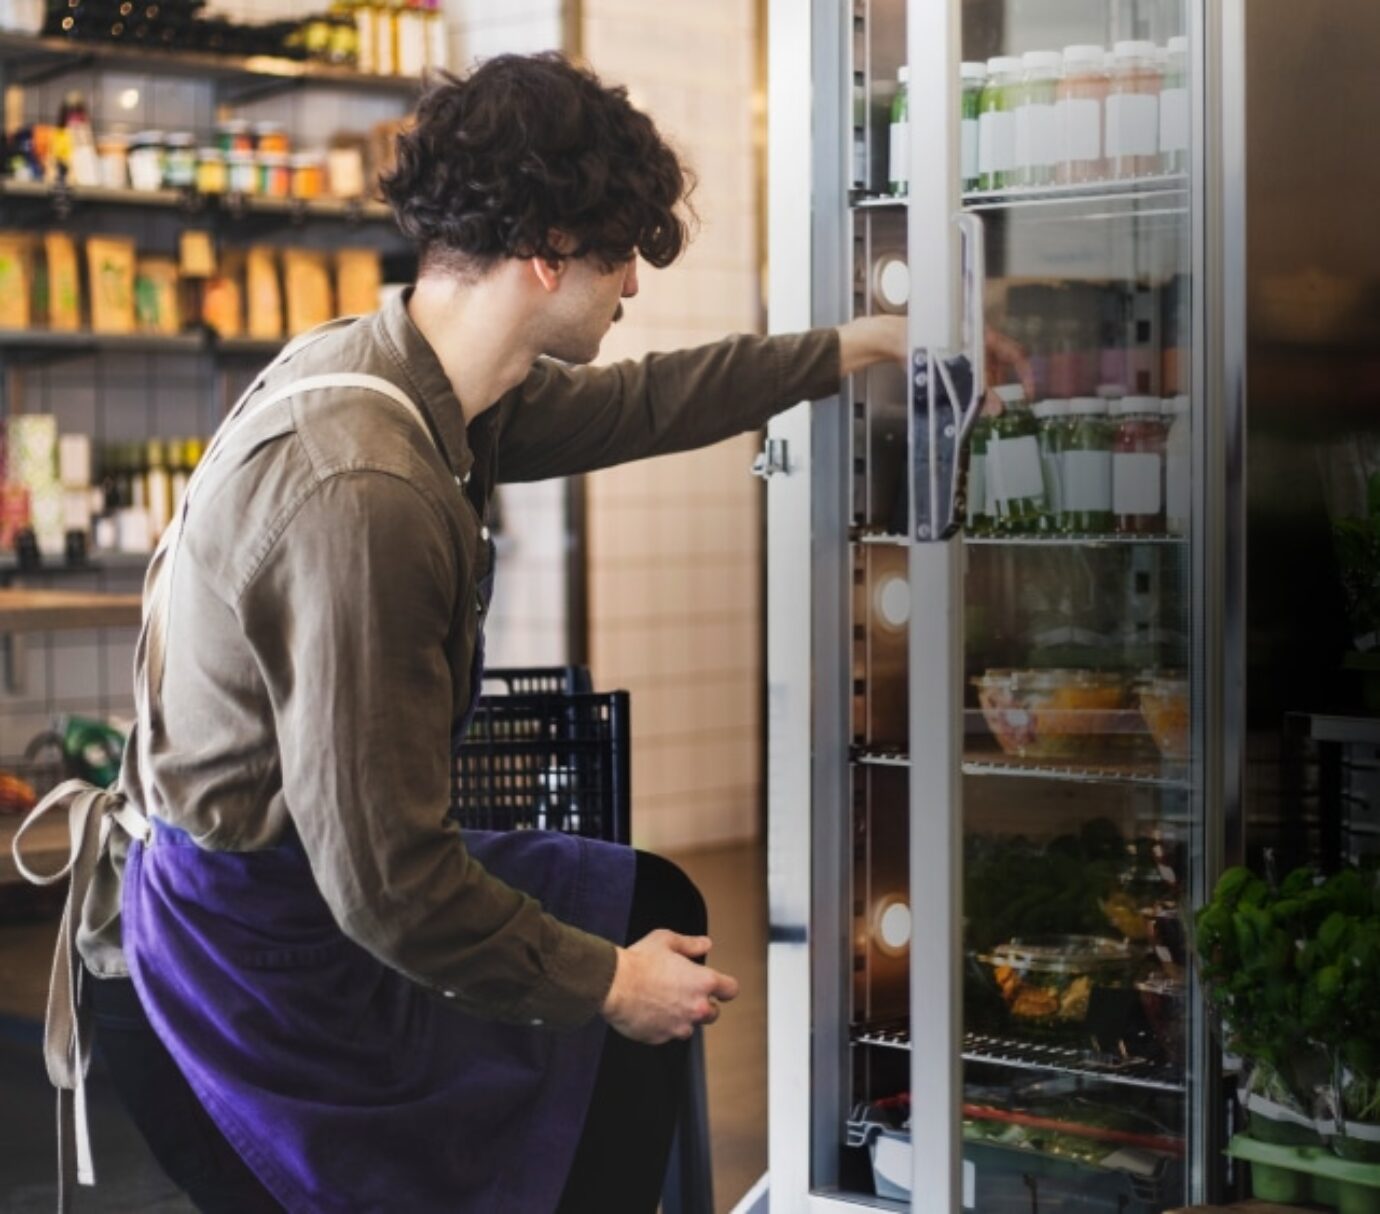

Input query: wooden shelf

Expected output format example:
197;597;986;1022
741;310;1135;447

0;588;141;632
0;31;422;96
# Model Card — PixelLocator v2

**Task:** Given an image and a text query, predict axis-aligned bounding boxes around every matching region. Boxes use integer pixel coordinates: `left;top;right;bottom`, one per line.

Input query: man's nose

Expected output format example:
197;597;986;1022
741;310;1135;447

622;260;639;298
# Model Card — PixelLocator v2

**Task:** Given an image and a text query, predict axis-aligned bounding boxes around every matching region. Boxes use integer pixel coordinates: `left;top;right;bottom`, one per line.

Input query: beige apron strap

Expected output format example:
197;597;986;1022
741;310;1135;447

11;780;150;1208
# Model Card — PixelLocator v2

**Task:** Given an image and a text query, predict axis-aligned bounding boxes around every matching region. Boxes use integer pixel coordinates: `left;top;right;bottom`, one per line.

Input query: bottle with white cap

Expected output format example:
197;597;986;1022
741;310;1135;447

1031;399;1070;524
1055;45;1108;184
987;384;1047;531
978;56;1024;191
1110;395;1168;533
960;61;987;192
1016;51;1062;188
889;66;909;197
1061;396;1114;532
1106;40;1161;179
1159;36;1190;175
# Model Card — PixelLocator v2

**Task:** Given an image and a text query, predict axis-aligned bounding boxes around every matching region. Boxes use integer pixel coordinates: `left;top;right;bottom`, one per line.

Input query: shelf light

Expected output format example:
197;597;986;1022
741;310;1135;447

873;573;910;630
873;895;911;955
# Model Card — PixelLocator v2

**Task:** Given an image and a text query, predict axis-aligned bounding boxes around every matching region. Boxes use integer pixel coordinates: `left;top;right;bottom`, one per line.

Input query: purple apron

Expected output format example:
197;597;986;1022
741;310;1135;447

122;368;636;1212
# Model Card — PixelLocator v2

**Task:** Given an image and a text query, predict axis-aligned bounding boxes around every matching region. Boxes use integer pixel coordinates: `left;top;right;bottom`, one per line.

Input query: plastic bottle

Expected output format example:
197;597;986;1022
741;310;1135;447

960;61;987;193
1060;397;1114;533
1016;51;1061;187
1159;36;1189;175
1110;396;1168;533
888;66;909;197
1032;399;1069;525
1106;40;1161;180
987;385;1047;531
1055;45;1108;184
977;56;1022;191
1163;394;1191;535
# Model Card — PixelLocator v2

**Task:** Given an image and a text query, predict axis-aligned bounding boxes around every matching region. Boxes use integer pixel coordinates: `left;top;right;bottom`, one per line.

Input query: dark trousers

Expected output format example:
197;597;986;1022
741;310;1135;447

90;850;707;1214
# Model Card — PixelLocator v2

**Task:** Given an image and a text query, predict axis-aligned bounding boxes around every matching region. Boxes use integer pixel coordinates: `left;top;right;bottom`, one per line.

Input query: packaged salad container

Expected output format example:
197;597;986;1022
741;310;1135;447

974;668;1142;759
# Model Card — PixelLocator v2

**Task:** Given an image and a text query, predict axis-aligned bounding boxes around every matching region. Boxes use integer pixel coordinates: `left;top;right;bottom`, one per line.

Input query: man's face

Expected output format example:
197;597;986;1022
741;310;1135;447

540;255;639;364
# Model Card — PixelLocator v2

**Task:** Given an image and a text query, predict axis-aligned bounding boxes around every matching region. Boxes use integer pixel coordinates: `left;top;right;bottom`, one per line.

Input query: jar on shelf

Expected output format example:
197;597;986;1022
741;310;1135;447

128;131;165;192
888;65;909;198
1032;399;1069;525
960;61;986;193
1060;396;1114;533
1015;50;1061;188
254;121;290;157
1110;395;1168;533
290;151;326;201
1159;36;1189;176
1055;45;1108;185
196;147;227;195
977;56;1022;192
987;385;1047;532
1106;40;1161;180
228;149;258;195
259;151;291;199
217;120;253;156
96;130;129;190
163;132;196;190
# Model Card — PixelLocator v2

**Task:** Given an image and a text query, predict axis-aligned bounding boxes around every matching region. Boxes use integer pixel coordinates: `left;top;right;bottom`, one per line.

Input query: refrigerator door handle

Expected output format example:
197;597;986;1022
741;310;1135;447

956;210;987;440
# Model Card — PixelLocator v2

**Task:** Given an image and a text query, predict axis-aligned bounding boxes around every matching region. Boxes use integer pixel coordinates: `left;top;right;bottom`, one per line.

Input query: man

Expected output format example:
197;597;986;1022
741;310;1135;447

22;52;907;1212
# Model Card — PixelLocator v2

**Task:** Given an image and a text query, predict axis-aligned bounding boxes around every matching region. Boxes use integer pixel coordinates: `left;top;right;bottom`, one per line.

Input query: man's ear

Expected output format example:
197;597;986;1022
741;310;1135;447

530;255;565;294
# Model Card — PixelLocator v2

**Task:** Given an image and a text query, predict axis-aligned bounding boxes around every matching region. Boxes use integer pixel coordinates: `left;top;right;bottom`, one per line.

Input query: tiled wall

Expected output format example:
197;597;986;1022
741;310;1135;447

582;0;764;851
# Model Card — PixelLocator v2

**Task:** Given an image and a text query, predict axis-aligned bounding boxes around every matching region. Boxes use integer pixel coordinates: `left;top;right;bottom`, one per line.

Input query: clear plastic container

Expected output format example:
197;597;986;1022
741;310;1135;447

960;61;987;192
974;668;1136;760
1060;397;1114;533
1110;395;1167;533
162;132;196;190
1056;45;1108;184
1015;50;1061;187
1138;673;1189;759
978;56;1023;191
1106;40;1161;179
128;130;165;192
1159;36;1189;175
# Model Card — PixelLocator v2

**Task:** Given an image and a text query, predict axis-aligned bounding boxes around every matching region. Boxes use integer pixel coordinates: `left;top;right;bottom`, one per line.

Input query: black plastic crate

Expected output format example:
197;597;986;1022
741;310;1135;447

480;667;594;696
450;691;630;845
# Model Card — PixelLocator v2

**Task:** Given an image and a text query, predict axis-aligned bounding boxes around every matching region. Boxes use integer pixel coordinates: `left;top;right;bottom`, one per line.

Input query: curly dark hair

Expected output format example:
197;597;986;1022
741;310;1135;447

380;53;694;277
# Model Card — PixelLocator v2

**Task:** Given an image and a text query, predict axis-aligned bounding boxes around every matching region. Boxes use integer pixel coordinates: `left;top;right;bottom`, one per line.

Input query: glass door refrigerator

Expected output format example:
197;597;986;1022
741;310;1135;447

759;0;1252;1209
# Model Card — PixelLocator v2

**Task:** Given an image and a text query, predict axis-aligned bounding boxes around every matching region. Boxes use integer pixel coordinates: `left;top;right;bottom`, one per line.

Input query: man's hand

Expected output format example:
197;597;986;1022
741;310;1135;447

837;316;908;376
601;930;740;1045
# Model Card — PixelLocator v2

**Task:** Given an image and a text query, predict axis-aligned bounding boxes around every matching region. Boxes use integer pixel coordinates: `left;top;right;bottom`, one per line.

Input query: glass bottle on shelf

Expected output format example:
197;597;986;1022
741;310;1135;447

1111;396;1168;534
960;61;986;193
1106;41;1161;180
1055;45;1108;185
146;438;172;539
1159;36;1189;176
888;66;909;198
966;413;992;534
1032;399;1068;528
1015;51;1061;188
167;438;189;517
977;56;1022;192
987;385;1047;532
1163;395;1191;536
1060;396;1114;533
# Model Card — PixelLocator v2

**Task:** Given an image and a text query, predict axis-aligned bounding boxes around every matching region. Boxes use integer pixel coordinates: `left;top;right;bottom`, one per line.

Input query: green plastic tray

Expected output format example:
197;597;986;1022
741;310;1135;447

1229;1133;1380;1214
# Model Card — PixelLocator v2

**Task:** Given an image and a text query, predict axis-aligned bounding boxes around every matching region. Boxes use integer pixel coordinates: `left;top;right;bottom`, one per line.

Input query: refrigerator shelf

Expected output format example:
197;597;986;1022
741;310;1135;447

962;749;1191;790
853;747;911;768
851;530;909;546
966;534;1188;548
852;1027;1185;1094
962;175;1190;211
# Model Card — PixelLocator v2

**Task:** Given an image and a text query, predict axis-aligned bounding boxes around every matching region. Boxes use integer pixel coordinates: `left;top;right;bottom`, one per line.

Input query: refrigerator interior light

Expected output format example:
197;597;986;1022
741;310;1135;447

872;254;911;313
874;895;912;955
874;573;911;630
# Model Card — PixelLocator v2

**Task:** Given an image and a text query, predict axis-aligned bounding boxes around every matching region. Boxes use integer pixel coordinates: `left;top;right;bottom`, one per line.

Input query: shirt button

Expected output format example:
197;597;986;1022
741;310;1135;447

443;990;456;999
530;1018;544;1027
480;525;491;541
462;471;472;485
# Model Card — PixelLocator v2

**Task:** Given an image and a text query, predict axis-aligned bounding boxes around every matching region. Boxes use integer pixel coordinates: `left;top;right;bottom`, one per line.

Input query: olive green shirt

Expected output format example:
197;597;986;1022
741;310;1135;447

81;289;841;1028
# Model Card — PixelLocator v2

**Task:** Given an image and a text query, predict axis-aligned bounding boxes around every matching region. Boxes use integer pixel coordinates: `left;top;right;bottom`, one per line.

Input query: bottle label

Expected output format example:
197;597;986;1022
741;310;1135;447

989;434;1044;504
889;121;910;187
1106;93;1158;158
1031;101;1059;168
1015;105;1034;175
966;451;986;524
978;110;1015;174
961;118;979;182
1113;451;1163;515
1064;98;1101;162
1160;86;1189;153
1063;449;1112;511
1039;444;1063;515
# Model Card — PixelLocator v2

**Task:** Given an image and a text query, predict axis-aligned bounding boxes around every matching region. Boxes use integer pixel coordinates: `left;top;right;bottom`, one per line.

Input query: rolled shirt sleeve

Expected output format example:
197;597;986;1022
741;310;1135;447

235;469;617;1028
495;327;841;482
